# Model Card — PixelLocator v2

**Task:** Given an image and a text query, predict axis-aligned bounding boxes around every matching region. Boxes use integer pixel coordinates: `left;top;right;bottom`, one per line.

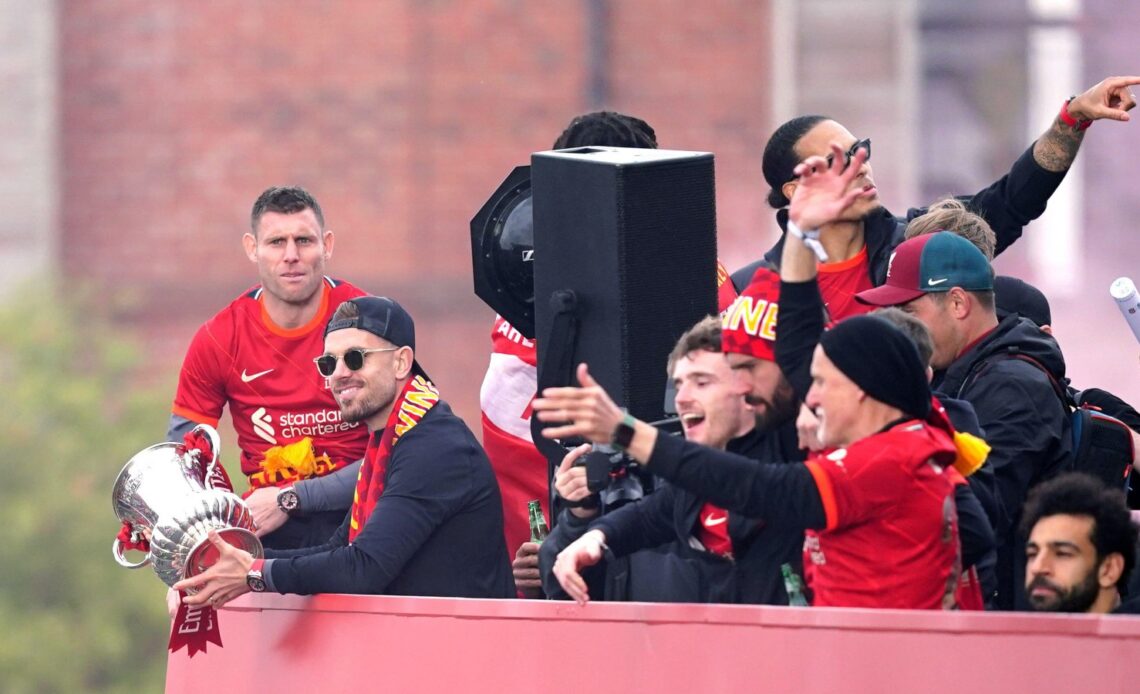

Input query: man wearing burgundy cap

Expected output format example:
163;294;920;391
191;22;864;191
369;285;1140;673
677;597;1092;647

856;231;1071;609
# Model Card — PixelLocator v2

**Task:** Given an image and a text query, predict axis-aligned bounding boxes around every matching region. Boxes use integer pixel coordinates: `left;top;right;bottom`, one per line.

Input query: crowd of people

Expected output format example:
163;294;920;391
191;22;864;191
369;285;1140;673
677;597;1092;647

168;74;1140;618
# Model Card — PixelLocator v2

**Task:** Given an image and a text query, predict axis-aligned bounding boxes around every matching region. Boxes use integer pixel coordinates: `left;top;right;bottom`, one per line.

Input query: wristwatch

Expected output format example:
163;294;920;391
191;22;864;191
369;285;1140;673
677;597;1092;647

246;559;267;593
611;413;637;451
276;486;300;515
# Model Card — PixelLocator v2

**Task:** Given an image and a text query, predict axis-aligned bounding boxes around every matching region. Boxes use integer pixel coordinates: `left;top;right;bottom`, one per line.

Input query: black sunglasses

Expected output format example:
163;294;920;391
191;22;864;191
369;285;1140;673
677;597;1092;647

314;347;398;377
826;137;871;169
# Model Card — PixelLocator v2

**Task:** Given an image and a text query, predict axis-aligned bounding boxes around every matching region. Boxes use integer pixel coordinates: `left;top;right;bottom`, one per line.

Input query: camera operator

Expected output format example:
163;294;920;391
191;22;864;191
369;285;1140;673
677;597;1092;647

540;276;807;604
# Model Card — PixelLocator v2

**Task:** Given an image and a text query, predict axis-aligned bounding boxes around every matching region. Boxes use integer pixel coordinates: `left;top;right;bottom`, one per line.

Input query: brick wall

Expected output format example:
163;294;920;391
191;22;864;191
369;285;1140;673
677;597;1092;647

58;0;774;430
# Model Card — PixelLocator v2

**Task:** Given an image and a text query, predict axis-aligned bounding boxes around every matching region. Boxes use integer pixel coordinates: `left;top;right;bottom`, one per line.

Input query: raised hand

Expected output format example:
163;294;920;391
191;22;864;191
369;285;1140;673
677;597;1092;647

1068;76;1140;123
533;363;624;444
788;142;876;232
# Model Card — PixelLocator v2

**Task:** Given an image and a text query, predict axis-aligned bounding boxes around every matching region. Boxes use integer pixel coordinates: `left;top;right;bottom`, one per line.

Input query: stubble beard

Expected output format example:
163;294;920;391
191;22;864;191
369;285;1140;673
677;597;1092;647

1027;571;1100;613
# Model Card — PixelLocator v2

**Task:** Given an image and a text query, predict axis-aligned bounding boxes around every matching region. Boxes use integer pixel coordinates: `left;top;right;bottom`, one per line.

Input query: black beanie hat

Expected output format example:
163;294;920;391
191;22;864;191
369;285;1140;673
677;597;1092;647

818;315;931;420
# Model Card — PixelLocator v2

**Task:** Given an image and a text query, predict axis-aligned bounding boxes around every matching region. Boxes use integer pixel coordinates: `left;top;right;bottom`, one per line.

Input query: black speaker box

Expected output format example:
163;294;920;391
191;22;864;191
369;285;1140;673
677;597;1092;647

531;146;718;423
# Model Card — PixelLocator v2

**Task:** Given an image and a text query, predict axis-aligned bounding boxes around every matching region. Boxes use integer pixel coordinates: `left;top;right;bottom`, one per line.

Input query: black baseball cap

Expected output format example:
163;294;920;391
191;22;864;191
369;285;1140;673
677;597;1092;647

325;296;430;381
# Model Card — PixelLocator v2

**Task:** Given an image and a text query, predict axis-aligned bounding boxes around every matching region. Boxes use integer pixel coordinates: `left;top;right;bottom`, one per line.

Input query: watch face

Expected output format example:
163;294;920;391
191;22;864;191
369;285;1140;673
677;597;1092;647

613;421;635;450
277;489;299;514
247;572;267;593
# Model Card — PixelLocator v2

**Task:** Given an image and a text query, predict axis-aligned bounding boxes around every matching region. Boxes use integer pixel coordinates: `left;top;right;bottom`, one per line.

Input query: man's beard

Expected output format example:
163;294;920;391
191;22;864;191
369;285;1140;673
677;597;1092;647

1027;570;1100;613
747;379;798;432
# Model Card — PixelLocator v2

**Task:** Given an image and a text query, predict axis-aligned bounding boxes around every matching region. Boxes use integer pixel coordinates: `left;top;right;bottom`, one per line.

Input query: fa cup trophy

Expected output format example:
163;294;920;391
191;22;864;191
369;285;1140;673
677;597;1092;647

111;424;263;589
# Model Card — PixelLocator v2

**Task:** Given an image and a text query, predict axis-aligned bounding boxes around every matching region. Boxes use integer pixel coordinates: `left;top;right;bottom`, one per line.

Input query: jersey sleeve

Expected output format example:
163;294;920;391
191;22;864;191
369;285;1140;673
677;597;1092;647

171;322;230;426
804;441;911;531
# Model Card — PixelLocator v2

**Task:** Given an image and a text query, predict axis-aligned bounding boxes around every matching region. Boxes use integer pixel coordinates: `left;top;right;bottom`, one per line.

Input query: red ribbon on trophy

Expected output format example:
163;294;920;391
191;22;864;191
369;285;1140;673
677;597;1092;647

178;428;235;492
168;596;223;656
167;428;232;656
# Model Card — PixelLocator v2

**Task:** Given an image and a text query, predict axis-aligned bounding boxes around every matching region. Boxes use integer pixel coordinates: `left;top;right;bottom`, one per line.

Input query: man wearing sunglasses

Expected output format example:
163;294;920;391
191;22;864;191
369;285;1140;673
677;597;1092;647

174;295;515;604
731;74;1140;321
168;186;370;550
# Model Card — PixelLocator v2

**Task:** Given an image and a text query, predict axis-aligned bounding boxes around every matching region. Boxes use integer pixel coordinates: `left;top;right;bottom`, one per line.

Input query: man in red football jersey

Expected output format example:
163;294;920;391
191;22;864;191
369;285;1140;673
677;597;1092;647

168;186;369;549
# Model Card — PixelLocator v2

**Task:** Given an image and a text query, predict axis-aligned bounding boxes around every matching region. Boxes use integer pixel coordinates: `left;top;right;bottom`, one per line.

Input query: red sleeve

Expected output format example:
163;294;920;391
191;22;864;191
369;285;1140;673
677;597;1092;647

171;321;229;426
804;441;911;530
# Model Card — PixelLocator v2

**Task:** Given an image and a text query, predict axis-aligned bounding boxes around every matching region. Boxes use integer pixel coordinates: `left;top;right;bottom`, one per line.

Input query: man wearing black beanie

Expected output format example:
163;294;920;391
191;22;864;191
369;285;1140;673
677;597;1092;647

817;315;931;422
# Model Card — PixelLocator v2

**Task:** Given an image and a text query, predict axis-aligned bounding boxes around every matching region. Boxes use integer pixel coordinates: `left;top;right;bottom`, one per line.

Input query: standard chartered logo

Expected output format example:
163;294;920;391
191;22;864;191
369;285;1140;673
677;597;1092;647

252;407;276;444
250;407;359;445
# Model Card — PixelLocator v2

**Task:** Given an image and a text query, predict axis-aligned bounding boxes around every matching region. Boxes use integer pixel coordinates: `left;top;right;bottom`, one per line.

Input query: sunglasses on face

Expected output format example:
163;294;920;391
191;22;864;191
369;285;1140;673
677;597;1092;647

826;137;871;169
313;347;398;377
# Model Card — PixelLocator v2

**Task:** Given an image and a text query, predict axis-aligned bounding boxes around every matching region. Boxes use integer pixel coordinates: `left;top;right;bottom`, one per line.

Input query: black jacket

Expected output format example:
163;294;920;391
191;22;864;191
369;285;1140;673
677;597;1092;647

540;424;805;604
264;401;516;598
731;144;1068;292
936;315;1072;609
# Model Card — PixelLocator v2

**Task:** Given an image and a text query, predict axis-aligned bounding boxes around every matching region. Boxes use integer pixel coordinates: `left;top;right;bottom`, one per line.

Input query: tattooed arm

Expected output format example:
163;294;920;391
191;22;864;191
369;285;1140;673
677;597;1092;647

1033;75;1140;172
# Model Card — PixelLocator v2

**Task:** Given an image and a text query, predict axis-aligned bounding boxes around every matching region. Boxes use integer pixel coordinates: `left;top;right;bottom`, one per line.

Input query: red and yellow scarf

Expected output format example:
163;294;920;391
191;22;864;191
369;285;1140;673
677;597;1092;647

347;375;439;543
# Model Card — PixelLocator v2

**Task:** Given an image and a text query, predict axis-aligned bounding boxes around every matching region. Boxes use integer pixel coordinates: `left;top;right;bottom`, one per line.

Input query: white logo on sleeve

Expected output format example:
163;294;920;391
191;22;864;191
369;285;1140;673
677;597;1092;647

241;368;274;383
252;407;276;444
926;278;949;286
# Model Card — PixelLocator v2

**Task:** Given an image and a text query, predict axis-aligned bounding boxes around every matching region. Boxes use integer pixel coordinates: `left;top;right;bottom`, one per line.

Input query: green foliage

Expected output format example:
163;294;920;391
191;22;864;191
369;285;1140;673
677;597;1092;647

0;286;173;693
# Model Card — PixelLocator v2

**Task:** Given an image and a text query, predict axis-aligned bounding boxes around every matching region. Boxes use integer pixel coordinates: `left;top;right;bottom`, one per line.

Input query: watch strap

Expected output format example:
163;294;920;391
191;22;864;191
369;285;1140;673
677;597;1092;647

611;413;637;452
1060;97;1092;132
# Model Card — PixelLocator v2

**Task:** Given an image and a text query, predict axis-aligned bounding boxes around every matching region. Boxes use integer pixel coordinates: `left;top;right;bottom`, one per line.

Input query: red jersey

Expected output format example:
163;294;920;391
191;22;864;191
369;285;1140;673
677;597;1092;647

816;247;876;320
481;315;548;557
172;277;370;488
802;420;960;609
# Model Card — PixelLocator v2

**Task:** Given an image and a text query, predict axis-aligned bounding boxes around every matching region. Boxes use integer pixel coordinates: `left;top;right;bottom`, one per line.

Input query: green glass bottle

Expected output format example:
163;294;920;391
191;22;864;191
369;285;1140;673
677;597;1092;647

781;563;810;607
527;499;549;544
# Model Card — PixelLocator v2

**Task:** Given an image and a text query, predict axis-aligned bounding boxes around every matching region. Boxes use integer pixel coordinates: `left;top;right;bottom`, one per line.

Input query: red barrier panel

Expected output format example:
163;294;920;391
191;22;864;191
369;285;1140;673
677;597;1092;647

166;594;1140;693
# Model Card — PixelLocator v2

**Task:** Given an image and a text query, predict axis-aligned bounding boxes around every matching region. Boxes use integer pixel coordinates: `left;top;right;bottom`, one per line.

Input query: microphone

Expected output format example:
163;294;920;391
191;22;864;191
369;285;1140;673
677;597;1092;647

1109;277;1140;344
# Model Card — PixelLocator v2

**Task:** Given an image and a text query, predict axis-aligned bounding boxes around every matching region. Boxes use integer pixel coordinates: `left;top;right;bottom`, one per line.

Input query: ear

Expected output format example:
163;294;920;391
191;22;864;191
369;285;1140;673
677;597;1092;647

394;346;415;380
1098;552;1125;589
242;232;258;263
322;229;335;260
947;287;971;319
781;180;798;207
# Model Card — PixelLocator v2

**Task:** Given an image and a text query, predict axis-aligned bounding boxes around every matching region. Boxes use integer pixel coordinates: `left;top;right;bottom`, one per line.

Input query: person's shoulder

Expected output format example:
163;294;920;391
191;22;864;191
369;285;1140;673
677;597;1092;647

1112;594;1140;615
845;421;954;465
188;285;263;344
400;401;484;459
328;278;368;300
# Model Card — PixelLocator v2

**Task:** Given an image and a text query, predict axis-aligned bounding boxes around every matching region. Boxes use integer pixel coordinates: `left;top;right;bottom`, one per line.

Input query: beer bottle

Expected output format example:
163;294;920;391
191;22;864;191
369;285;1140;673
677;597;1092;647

781;563;810;607
527;499;549;544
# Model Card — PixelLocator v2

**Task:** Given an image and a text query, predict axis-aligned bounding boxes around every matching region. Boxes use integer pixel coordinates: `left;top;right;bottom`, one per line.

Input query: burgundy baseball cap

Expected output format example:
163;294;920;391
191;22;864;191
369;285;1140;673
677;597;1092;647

855;231;993;307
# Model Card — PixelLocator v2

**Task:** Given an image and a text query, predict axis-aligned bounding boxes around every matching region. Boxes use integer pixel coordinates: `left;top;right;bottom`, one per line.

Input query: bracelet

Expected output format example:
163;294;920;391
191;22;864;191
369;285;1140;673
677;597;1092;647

787;220;830;263
1060;97;1092;132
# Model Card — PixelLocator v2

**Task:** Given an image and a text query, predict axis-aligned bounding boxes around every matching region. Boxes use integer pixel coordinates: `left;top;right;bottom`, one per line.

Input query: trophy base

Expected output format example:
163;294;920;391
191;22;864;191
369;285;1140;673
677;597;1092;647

184;528;265;587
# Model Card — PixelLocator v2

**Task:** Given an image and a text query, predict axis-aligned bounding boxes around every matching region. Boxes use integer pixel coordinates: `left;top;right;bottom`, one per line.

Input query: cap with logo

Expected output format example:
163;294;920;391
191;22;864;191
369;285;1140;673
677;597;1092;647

855;231;993;307
721;266;780;361
325;296;430;381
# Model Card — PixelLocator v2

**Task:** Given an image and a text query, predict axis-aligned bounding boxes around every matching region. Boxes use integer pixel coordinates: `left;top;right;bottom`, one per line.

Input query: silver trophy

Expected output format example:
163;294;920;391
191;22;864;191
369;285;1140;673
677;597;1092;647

111;424;263;589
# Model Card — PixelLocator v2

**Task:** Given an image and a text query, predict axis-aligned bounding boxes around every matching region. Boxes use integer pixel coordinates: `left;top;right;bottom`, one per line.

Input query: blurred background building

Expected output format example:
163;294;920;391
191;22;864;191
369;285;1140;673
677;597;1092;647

3;0;1138;432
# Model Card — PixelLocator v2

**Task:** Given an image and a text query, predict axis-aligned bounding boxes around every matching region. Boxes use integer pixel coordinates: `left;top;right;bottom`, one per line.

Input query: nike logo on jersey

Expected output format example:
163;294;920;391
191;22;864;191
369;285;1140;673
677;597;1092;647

703;513;727;527
926;277;949;286
241;368;274;383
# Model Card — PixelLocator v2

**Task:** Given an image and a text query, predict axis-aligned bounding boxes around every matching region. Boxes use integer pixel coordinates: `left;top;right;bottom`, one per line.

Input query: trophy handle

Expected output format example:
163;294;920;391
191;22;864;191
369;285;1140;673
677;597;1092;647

190;423;223;489
112;537;151;569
